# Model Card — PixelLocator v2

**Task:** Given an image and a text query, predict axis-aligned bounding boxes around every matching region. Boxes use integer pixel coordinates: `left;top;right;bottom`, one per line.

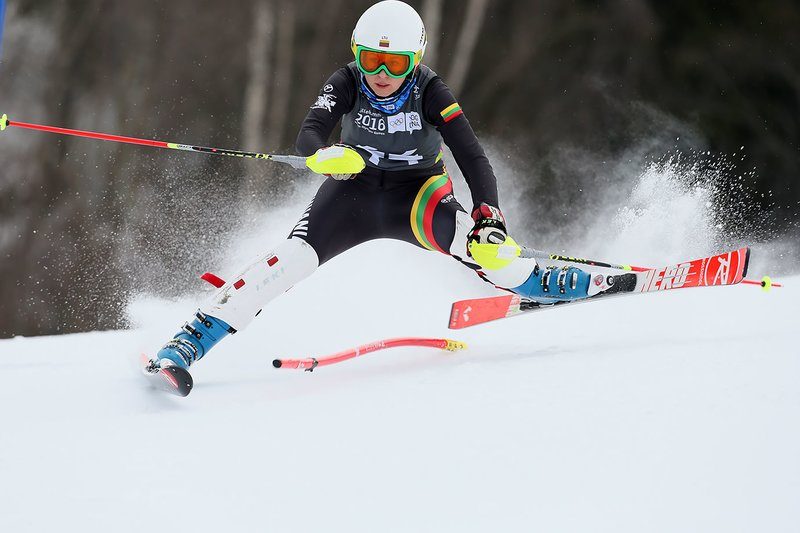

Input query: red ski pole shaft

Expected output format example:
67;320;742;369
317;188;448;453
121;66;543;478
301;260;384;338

6;118;170;148
0;113;308;169
741;278;782;288
273;337;467;372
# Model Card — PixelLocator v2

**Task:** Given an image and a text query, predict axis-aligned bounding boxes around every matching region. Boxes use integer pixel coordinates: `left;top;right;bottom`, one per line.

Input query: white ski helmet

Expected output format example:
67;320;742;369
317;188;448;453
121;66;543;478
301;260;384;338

351;1;427;71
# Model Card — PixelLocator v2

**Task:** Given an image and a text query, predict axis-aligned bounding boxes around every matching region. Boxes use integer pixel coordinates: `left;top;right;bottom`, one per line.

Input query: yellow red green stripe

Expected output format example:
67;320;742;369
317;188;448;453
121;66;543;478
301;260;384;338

410;173;452;253
440;103;463;123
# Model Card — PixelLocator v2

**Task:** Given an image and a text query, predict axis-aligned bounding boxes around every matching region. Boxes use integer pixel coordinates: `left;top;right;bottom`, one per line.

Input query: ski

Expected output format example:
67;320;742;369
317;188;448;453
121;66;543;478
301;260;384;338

449;247;750;329
140;354;194;397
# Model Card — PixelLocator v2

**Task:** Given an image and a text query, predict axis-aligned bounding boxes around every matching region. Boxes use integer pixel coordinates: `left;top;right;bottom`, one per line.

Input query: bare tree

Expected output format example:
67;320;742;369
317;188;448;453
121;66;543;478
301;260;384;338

421;0;444;71
241;0;275;207
265;0;297;151
447;0;489;94
243;0;274;154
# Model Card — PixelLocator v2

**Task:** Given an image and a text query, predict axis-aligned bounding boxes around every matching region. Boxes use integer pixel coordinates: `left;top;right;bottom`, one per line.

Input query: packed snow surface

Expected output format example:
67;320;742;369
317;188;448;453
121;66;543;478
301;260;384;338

1;238;798;532
2;159;799;532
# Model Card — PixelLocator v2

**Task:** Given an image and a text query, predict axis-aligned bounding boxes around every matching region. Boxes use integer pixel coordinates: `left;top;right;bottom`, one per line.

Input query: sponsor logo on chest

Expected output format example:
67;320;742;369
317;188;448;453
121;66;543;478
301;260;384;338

354;107;422;136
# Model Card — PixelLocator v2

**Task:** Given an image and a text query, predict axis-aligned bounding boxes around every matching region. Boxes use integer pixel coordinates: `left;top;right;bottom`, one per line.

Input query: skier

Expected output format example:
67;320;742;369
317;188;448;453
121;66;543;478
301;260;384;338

150;0;617;372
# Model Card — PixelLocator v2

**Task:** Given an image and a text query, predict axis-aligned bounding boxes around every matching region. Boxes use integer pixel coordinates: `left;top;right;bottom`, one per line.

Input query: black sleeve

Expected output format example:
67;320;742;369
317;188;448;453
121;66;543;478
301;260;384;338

295;67;357;156
422;77;499;211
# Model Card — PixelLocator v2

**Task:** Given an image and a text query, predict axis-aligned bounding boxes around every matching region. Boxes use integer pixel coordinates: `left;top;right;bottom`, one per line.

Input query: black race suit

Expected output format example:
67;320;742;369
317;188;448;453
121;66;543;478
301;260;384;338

292;63;498;266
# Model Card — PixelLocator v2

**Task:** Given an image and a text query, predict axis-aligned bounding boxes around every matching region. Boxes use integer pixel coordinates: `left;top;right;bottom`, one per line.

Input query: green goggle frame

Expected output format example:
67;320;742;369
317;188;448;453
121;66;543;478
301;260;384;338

353;45;418;79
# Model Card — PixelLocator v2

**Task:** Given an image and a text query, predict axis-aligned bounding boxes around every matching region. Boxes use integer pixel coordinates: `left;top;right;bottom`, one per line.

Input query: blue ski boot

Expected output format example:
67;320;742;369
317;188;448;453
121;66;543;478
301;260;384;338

156;310;235;369
511;265;592;302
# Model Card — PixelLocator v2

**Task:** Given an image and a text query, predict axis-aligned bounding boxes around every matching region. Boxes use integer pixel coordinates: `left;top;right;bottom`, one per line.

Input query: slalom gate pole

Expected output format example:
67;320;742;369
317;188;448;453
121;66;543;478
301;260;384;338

519;246;782;290
0;113;309;169
273;337;467;372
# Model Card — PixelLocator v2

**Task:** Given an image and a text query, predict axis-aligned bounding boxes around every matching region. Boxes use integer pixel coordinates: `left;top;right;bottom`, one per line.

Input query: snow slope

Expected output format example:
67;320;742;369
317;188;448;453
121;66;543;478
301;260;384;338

0;237;798;533
2;157;799;532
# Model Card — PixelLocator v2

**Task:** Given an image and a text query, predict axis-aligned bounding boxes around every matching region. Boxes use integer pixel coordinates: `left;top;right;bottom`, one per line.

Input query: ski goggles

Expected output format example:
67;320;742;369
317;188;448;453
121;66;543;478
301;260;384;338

354;45;418;78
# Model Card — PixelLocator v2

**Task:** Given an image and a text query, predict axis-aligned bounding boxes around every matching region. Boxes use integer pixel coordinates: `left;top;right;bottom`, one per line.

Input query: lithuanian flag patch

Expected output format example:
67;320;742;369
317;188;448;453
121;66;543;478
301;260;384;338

440;103;463;123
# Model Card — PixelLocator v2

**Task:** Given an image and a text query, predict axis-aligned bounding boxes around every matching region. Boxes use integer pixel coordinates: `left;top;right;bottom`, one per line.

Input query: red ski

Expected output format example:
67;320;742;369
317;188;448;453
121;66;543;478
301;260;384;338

634;246;749;292
140;354;194;397
449;247;750;329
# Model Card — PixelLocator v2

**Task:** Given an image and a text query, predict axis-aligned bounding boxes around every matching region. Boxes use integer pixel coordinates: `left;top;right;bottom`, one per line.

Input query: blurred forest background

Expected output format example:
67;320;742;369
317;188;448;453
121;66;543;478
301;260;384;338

0;0;798;337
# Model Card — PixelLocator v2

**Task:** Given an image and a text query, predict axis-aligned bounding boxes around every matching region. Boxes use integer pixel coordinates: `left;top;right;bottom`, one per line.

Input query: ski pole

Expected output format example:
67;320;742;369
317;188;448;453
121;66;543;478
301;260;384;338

519;246;782;290
519;247;648;272
273;337;467;372
0;113;365;174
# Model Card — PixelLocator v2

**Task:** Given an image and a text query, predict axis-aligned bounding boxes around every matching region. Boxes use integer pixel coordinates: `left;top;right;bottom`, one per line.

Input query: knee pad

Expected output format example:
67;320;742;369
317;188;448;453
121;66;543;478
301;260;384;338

201;238;319;331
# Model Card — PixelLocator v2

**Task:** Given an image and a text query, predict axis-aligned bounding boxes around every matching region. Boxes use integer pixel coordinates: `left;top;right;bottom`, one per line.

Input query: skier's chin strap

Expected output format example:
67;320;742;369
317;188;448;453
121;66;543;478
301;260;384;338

359;71;417;114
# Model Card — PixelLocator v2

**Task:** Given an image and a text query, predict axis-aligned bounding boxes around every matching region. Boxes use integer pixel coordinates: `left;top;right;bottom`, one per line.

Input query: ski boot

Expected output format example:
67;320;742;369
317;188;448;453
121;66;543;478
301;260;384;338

155;310;236;370
512;264;637;302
